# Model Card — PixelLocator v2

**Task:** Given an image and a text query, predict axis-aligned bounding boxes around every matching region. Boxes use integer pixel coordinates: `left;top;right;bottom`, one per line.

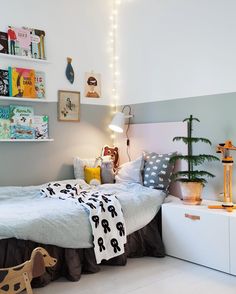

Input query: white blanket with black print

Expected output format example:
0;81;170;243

40;182;127;264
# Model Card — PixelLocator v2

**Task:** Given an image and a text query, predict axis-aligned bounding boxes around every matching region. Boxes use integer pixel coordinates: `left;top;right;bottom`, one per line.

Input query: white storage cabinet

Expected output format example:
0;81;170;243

162;201;236;275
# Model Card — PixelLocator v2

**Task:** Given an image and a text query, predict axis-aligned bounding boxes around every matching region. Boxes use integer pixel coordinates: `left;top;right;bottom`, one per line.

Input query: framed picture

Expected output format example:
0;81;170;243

84;72;101;98
58;90;80;122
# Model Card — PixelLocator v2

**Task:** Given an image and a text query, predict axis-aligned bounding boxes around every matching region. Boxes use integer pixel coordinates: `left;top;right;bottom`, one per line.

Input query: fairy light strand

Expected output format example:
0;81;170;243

109;0;121;113
109;0;121;141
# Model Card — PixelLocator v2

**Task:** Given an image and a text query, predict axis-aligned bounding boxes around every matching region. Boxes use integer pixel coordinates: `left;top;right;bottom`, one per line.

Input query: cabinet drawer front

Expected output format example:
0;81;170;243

162;205;229;273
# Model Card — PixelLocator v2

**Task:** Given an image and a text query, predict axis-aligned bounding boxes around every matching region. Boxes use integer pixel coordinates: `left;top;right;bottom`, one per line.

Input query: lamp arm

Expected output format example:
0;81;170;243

122;105;134;119
122;105;131;115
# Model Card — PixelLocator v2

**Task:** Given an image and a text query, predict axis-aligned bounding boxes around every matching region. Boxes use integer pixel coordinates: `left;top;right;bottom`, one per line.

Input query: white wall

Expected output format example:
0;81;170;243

3;0;235;106
0;0;112;105
0;0;113;186
118;0;236;105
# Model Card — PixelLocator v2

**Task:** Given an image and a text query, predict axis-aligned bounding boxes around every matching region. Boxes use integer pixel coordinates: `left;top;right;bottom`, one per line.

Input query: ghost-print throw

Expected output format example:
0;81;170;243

40;182;79;199
40;183;126;264
79;190;126;264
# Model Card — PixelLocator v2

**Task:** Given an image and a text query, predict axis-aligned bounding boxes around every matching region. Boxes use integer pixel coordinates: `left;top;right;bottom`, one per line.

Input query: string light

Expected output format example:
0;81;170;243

109;0;121;141
109;0;121;113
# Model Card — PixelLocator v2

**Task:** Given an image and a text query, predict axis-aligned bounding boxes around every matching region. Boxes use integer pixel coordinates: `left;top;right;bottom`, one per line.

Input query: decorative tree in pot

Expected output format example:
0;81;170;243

171;115;219;204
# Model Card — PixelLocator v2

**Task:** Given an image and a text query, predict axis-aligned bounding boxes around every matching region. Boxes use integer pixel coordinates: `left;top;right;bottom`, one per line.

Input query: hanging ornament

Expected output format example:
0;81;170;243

65;57;74;84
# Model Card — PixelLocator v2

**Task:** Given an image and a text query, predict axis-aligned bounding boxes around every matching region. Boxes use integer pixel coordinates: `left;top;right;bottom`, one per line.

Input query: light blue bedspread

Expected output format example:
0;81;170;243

0;180;165;248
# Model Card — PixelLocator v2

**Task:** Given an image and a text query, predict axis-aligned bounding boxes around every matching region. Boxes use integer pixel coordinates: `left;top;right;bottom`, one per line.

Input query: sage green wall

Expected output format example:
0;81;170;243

2;92;236;200
0;102;111;186
128;92;236;200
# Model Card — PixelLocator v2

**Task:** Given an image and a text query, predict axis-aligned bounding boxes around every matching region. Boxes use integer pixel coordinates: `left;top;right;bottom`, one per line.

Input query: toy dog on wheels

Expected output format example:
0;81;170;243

0;247;57;294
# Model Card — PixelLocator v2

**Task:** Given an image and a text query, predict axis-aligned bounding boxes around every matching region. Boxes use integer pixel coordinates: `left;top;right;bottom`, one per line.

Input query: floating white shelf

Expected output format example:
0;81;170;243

0;96;52;103
0;52;50;64
0;139;54;142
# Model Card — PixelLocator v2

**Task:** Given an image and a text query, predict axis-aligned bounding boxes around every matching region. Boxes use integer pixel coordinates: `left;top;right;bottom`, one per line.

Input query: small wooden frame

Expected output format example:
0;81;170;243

58;90;80;122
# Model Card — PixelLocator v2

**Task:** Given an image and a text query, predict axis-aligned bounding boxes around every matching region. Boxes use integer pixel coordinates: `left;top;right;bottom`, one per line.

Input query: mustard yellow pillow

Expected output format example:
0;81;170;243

84;166;101;185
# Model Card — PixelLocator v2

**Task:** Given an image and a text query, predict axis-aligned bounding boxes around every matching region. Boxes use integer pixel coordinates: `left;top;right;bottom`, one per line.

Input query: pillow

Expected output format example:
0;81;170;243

115;156;144;184
74;156;114;184
84;166;101;185
74;157;96;180
143;152;177;192
101;160;115;184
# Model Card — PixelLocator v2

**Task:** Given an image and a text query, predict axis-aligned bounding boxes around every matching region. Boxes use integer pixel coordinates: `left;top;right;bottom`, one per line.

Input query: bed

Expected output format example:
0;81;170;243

0;121;187;288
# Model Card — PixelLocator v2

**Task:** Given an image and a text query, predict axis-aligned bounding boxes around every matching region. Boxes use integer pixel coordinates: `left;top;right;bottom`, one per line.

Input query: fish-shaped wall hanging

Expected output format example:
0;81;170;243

65;57;75;84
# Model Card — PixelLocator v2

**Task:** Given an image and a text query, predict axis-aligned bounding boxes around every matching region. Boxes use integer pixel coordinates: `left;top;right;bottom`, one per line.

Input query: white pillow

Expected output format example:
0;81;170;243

73;156;111;180
74;158;96;179
115;157;143;184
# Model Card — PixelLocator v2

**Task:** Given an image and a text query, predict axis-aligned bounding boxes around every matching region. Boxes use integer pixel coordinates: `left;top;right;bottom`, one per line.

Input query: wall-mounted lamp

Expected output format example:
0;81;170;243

109;105;133;133
109;105;134;161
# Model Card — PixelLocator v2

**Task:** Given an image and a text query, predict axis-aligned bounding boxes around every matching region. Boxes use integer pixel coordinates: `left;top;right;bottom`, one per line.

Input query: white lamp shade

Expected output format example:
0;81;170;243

109;112;125;133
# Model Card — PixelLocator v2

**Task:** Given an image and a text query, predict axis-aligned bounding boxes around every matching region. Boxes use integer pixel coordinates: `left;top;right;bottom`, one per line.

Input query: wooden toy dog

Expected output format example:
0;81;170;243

0;247;57;294
208;140;236;212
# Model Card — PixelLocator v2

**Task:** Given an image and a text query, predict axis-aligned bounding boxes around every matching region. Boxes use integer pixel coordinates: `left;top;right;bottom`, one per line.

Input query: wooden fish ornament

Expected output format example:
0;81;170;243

65;57;74;84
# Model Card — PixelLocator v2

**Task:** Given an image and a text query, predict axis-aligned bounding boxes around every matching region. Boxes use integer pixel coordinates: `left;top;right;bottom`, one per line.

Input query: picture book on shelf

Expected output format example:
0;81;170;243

0;69;9;96
0;106;10;139
9;105;35;139
33;115;48;139
35;71;46;98
0;32;8;54
9;67;36;98
8;26;31;57
28;28;46;60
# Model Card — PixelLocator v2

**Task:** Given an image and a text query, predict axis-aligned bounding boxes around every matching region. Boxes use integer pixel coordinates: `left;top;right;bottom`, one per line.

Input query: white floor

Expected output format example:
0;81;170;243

34;256;236;294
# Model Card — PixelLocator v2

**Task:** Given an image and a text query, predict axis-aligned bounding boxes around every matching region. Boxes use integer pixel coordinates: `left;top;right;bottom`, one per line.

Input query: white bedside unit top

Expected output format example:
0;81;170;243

163;197;236;216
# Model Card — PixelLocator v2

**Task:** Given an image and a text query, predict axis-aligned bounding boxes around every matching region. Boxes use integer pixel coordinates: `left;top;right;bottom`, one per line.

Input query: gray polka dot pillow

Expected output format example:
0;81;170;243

143;152;177;192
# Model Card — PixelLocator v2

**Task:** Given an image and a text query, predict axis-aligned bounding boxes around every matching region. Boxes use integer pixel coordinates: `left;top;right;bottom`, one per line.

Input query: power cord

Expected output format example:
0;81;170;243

122;105;132;161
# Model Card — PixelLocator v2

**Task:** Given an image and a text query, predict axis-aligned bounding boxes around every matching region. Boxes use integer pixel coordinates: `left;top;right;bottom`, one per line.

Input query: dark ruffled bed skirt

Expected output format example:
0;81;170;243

0;211;165;288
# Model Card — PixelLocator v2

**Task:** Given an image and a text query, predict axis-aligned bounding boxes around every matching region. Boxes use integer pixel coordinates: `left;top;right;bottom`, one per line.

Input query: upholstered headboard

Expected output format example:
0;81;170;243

114;121;187;197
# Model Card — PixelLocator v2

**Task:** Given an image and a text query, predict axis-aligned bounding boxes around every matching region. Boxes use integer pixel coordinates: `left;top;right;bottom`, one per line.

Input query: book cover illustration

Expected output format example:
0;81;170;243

34;115;48;139
29;28;46;60
35;71;46;98
0;32;8;54
8;26;31;57
0;70;9;96
9;67;36;98
0;106;10;139
9;105;35;139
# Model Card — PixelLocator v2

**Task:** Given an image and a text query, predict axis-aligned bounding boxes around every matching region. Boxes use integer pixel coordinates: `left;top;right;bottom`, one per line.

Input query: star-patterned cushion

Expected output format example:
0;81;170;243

143;152;177;192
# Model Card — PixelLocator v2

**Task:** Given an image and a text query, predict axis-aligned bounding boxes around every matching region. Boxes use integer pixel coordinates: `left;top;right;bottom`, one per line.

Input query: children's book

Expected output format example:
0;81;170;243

0;106;10;139
9;105;34;139
8;26;31;57
0;32;8;54
33;115;48;139
29;28;46;60
0;70;9;96
35;71;46;98
9;67;36;98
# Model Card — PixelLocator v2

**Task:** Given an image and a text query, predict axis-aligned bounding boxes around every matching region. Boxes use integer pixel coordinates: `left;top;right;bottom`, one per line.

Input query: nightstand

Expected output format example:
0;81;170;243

162;200;236;275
